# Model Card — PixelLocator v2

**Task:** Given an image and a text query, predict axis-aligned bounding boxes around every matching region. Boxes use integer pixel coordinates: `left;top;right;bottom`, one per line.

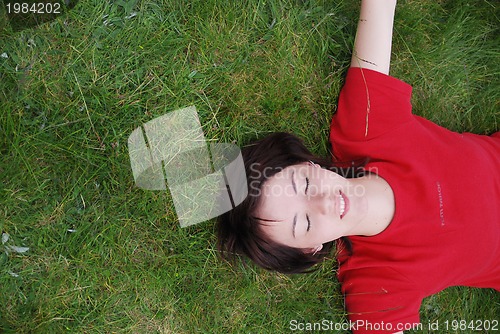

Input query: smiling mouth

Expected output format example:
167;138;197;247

339;190;349;219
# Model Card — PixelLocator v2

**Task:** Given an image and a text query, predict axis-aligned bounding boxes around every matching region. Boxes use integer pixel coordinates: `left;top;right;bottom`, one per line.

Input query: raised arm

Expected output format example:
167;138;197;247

351;0;397;75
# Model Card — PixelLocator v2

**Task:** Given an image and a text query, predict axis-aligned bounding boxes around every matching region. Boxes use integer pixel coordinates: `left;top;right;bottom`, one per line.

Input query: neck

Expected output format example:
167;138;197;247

351;173;395;236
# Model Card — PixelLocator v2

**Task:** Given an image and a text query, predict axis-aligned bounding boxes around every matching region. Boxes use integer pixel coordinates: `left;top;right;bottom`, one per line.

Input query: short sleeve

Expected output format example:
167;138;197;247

339;266;422;334
330;68;414;144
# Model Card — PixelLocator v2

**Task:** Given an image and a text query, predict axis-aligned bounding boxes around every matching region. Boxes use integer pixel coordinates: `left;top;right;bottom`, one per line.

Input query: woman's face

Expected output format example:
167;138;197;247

254;163;369;251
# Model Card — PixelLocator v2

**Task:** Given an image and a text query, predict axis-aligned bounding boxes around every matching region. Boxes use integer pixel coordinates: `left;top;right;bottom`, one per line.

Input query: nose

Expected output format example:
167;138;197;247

309;191;333;216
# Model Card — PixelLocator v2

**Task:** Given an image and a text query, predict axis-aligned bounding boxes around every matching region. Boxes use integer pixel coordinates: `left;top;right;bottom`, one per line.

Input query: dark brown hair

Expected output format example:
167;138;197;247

216;132;363;274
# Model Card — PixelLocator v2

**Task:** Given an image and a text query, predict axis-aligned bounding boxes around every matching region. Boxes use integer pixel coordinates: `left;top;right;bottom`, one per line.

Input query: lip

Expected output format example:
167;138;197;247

339;190;350;219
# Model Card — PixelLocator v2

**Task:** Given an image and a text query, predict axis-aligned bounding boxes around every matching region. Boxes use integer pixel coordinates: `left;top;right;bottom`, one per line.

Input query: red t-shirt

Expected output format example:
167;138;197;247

329;68;500;334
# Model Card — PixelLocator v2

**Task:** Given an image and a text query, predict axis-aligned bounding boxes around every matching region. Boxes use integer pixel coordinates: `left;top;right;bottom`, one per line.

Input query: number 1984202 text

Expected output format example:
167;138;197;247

5;2;62;14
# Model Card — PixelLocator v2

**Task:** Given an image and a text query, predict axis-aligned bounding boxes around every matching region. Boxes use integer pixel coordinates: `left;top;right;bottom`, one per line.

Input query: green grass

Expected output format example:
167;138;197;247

1;0;498;333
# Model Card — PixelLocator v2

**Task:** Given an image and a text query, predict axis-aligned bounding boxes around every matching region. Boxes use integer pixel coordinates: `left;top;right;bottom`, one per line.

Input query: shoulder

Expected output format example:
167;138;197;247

344;67;412;94
331;68;414;144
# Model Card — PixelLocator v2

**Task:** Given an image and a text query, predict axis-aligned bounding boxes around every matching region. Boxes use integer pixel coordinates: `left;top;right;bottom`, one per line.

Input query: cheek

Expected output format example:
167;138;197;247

315;170;345;186
312;217;343;241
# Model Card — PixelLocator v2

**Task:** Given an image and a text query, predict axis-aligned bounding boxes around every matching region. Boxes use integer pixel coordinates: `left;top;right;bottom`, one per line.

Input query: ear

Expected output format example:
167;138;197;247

306;244;323;255
308;160;320;168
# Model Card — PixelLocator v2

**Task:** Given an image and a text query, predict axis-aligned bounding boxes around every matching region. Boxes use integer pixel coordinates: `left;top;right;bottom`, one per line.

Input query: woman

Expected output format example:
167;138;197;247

217;1;500;333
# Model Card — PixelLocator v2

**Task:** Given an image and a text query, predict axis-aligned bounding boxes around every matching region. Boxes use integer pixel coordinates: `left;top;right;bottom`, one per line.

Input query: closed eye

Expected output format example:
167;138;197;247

305;177;310;232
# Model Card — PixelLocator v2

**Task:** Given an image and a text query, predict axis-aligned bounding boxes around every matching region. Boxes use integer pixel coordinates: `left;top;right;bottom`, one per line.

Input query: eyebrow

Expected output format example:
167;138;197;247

291;170;297;194
292;214;297;238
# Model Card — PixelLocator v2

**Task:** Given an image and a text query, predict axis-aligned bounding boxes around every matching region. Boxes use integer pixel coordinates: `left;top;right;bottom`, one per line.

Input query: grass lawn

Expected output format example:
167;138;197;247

1;0;498;333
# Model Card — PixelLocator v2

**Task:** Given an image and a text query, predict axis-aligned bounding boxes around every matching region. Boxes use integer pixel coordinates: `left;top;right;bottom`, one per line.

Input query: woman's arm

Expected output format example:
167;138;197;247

351;0;397;75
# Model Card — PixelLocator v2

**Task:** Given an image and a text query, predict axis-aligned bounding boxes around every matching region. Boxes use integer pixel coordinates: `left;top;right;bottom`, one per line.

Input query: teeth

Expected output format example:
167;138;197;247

339;193;345;217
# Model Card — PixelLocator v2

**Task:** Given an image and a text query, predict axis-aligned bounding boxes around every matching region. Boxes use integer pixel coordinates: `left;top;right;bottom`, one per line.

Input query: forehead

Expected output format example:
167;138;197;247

264;163;308;184
259;164;305;195
254;165;305;222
